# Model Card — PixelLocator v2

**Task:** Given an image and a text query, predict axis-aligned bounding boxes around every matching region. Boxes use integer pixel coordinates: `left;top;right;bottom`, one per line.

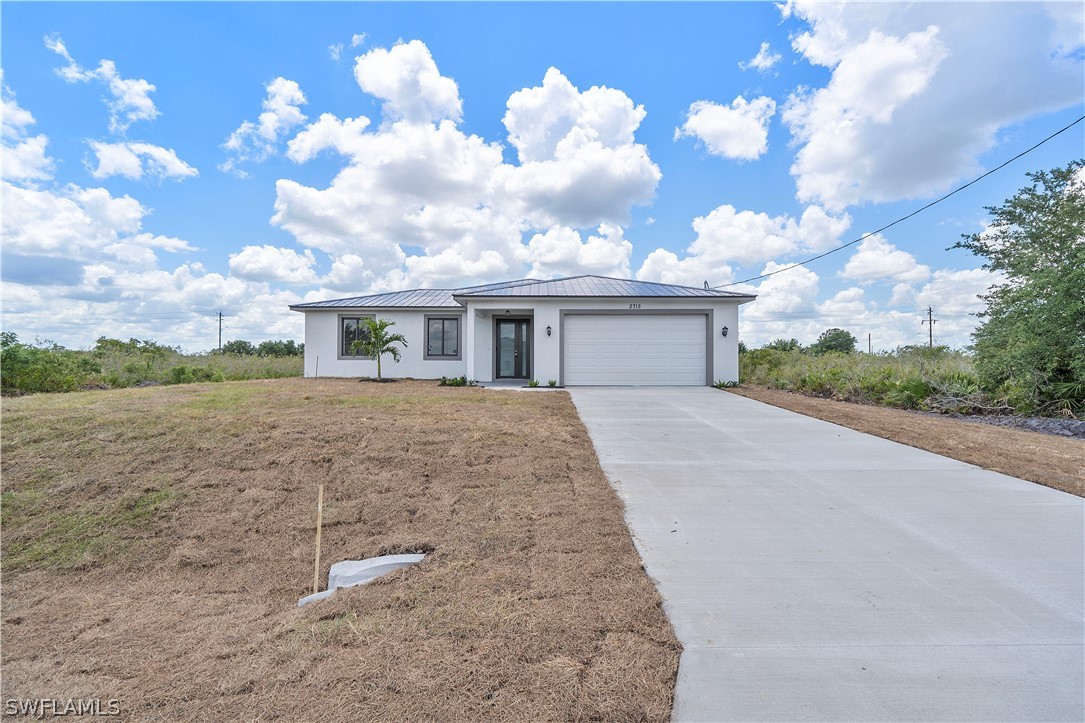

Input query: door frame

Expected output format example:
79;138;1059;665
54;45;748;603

493;317;532;380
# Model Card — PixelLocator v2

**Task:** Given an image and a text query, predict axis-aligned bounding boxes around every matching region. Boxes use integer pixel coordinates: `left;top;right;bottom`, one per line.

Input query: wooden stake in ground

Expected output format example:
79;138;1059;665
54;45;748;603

312;484;324;595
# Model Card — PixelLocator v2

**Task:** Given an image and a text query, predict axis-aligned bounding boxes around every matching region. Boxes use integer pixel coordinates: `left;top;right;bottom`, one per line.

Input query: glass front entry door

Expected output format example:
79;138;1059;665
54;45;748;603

496;319;531;379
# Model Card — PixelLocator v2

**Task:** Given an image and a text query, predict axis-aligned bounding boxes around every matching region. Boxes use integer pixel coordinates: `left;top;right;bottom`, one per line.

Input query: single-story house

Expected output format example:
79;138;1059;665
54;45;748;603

289;274;756;386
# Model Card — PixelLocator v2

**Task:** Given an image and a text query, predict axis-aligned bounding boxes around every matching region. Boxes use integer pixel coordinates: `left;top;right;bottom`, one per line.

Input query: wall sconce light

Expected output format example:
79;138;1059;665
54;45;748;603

721;326;729;337
546;325;552;337
504;309;511;317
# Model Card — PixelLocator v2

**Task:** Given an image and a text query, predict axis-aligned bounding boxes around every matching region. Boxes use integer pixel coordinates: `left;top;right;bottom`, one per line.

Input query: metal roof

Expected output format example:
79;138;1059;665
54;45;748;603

290;289;459;309
455;275;755;299
288;279;540;310
291;275;753;310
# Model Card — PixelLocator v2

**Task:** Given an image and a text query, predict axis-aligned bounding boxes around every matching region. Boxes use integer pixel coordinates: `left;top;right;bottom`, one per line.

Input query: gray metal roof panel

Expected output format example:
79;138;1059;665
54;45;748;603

455;275;754;299
288;278;543;310
290;288;460;309
291;275;753;310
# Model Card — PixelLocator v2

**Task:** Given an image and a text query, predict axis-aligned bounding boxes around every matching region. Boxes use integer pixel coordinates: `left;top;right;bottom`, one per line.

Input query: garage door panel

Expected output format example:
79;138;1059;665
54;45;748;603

564;314;706;386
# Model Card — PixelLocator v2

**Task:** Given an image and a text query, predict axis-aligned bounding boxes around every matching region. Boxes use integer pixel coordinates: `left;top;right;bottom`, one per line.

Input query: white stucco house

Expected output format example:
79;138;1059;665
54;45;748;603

289;275;755;386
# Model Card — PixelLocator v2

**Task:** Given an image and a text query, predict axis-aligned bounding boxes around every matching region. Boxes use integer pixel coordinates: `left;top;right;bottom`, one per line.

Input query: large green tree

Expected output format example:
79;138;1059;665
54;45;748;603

952;160;1085;413
809;328;857;355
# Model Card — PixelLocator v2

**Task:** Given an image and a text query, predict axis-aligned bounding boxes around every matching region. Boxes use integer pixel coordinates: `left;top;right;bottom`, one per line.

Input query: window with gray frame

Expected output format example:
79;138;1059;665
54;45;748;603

425;316;460;359
341;316;373;357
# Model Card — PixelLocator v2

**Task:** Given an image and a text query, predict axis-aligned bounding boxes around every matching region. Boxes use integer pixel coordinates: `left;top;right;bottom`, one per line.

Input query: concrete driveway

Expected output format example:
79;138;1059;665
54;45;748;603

569;388;1084;722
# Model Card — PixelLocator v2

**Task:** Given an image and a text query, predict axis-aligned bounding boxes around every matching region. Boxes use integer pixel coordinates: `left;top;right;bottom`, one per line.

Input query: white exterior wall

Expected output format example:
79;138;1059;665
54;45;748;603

301;309;467;379
300;297;745;384
462;297;744;385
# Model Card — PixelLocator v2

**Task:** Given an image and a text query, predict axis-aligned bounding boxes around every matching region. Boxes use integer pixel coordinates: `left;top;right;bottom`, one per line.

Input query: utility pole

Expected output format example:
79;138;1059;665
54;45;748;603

868;333;872;355
921;306;938;348
218;311;223;353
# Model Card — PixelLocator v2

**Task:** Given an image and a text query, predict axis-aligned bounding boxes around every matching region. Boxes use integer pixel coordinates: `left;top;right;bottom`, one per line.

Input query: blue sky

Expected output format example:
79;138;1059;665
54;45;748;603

2;1;1082;351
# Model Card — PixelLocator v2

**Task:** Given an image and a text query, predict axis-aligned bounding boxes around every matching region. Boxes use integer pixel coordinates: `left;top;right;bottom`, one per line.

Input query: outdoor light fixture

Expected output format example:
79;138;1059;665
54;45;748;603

504;309;510;317
546;325;552;337
721;326;729;337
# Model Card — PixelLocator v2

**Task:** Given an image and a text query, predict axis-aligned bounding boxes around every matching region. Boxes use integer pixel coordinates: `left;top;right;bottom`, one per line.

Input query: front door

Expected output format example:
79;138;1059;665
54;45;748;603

496;319;531;379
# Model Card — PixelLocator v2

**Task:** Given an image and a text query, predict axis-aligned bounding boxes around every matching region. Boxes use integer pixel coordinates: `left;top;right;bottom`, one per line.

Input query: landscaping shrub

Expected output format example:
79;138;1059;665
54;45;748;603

438;375;476;387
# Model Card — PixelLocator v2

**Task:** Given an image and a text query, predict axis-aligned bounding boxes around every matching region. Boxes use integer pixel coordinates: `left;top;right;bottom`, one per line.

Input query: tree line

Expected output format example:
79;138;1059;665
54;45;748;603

738;159;1084;417
220;339;304;357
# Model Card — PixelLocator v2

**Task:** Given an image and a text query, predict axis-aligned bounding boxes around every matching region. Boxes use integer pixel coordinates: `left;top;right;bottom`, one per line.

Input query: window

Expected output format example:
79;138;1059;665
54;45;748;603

340;316;373;358
425;316;461;359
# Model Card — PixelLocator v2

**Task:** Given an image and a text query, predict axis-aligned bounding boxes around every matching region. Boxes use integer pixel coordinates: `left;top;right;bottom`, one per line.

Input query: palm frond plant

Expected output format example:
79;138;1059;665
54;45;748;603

351;318;408;381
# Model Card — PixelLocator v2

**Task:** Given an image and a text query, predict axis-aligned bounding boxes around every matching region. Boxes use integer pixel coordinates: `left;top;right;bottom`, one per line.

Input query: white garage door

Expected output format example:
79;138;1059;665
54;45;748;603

564;314;706;386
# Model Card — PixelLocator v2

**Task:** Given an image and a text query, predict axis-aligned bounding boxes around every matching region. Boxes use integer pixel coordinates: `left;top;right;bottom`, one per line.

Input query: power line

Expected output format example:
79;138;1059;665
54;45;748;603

716;114;1085;288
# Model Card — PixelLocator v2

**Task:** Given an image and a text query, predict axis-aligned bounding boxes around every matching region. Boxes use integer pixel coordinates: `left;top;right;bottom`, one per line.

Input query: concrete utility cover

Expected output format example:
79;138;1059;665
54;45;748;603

570;387;1084;722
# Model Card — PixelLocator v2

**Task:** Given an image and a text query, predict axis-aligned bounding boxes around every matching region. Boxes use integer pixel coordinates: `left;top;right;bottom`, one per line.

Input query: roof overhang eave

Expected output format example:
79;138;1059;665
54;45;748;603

288;304;466;312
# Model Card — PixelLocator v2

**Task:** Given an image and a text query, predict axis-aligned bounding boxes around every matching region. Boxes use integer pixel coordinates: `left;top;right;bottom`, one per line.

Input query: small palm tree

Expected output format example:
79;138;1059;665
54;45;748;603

350;318;407;381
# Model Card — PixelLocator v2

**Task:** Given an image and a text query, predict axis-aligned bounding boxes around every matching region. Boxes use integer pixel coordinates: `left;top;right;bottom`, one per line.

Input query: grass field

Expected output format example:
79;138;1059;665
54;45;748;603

1;379;679;721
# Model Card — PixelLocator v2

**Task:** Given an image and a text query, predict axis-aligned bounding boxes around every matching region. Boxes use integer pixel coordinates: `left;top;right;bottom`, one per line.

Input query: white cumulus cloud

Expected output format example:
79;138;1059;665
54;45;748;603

781;2;1084;211
273;44;661;292
87;141;197;181
504;66;646;163
840;234;931;284
45;34;159;133
676;96;776;161
740;42;782;72
636;203;850;287
497;67;660;227
1;78;54;183
1;175;311;350
229;245;318;285
689;204;797;265
221;77;308;176
354;40;462;124
526;224;632;279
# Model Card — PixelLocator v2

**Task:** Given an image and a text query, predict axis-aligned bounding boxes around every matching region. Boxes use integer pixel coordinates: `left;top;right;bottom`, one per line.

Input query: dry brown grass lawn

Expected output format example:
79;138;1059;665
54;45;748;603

727;385;1084;498
1;379;679;721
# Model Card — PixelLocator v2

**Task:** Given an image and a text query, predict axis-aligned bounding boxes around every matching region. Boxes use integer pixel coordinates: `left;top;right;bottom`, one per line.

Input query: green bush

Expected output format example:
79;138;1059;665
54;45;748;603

438;375;477;387
809;328;857;355
883;377;932;409
1;334;101;394
221;340;257;356
166;365;217;385
953;161;1085;415
737;339;1004;414
0;333;301;395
